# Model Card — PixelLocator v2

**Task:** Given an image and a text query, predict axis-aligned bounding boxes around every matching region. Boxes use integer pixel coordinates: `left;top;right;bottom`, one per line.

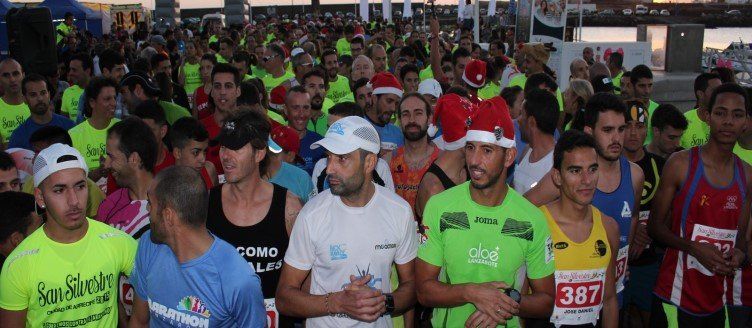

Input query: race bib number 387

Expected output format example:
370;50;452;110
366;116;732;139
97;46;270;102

552;269;606;327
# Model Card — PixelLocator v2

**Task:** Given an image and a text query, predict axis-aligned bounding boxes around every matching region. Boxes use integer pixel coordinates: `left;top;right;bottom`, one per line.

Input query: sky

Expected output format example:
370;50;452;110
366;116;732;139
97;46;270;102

12;0;691;10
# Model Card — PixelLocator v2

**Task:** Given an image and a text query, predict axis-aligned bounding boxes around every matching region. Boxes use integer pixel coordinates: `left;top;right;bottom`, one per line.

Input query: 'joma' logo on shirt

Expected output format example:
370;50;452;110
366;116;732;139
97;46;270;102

474;217;498;225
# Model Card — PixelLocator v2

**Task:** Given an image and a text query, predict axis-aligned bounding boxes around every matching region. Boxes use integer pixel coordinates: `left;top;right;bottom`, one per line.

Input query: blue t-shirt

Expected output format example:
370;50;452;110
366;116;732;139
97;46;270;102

298;130;325;175
131;231;266;327
7;114;75;150
370;121;404;151
269;162;314;203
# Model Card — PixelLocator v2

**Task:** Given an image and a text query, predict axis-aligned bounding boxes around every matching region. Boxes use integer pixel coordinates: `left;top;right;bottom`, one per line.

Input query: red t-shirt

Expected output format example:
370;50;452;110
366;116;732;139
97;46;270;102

201;115;223;174
193;86;213;120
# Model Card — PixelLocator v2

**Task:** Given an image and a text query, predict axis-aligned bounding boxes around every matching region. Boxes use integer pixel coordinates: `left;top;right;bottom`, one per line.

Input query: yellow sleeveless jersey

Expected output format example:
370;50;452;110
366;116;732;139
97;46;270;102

541;205;611;327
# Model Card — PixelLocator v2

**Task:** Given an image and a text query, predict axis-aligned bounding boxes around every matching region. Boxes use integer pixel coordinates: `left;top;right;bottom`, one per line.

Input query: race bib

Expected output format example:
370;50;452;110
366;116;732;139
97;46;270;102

615;246;629;293
265;298;279;328
687;224;736;276
119;275;134;316
552;269;606;327
218;174;226;184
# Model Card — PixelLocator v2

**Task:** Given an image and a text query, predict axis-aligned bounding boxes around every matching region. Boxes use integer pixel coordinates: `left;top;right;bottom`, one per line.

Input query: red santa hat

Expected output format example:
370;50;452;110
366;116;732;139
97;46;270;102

462;59;487;89
370;72;403;98
270;85;286;111
466;96;515;148
428;94;477;151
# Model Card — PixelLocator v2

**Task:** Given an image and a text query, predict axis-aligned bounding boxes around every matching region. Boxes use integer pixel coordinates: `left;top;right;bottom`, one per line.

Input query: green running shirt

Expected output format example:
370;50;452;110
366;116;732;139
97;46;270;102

326;75;353;104
69;119;119;169
680;108;709;149
62;85;84;120
0;98;30;141
418;182;555;328
182;62;202;95
0;219;137;328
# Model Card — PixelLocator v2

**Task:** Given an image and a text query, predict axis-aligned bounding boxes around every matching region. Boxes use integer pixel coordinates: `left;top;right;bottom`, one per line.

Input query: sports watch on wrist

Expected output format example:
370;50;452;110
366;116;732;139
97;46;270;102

384;293;395;315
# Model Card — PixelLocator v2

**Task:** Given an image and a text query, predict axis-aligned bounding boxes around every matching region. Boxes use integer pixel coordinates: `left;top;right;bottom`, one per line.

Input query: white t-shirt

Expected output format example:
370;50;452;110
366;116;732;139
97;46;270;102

462;4;474;19
513;147;554;195
311;157;395;195
284;183;418;328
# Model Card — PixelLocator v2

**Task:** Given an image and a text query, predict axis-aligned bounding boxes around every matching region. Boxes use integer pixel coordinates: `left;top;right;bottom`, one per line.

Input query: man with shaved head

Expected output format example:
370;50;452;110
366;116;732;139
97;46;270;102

0;59;30;142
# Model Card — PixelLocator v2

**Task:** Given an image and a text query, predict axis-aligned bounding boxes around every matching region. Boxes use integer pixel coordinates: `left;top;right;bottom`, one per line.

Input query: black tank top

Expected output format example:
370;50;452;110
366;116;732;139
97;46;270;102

427;162;469;190
206;183;288;298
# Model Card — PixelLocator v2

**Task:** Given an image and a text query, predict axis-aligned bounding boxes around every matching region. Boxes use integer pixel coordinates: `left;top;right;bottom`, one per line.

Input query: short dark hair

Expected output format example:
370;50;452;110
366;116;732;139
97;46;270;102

708;82;750;116
200;53;218;66
446;86;470;99
232;50;251;65
302;68;329;89
524;72;558;98
523;89;559;135
69;53;93;72
452;47;471;66
268;44;286;59
238;81;262;107
608;52;623;68
131;58;151;74
581;92;628;129
553;130;599;170
0;192;36;243
220;37;234;47
29;126;72;146
107;117;159;172
711;67;735;83
400;46;416;58
322;48;338;62
350;36;365;48
99;49;126;73
169;117;209;150
150;53;170;71
153;166;209;228
329;102;364;117
501;86;523;110
630;64;653;85
694;72;722;101
400;63;420;81
132;99;168;127
21;73;48;96
0;151;15;171
398;92;432;117
651;104;688;131
211;63;241;86
84;77;118;117
352;77;370;93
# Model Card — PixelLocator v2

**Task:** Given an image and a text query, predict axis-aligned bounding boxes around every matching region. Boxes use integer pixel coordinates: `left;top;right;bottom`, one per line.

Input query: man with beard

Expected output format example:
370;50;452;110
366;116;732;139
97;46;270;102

61;53;92;120
128;167;267;327
323;48;353;104
526;93;645;307
366;72;404;162
513;89;558;195
352;78;373;113
302;69;333;137
648;83;752;328
0;59;30;142
415;93;476;219
390;93;440;214
285;86;326;175
9;74;74;151
277;115;418;327
416;97;555;328
206;111;302;328
366;44;388;73
0;144;137;327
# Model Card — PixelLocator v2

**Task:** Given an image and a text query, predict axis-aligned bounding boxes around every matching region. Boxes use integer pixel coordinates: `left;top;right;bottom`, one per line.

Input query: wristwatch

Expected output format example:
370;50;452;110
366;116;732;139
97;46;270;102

384;293;395;315
505;288;522;303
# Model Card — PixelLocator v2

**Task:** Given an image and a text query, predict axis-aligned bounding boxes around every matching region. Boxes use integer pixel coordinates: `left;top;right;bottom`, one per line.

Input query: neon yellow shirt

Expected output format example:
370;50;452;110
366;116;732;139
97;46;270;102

182;62;202;95
326;75;353;104
418;182;554;328
62;85;85;120
478;81;501;100
215;54;229;64
159;101;191;125
419;66;434;81
268;110;286;125
613;71;624;95
0;98;30;141
644;100;660;145
336;38;351;57
251;66;268;79
0;219;137;328
509;75;564;111
680;108;709;149
734;143;752;165
262;71;295;95
68;119;119;169
56;23;71;44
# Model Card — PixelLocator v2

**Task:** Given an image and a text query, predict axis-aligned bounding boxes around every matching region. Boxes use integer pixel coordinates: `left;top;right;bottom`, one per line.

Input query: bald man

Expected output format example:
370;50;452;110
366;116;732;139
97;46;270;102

0;59;31;142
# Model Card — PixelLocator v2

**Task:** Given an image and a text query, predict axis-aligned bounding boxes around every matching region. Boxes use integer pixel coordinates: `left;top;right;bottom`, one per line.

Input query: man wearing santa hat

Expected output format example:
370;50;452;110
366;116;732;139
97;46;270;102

415;93;475;220
416;96;556;328
366;72;405;162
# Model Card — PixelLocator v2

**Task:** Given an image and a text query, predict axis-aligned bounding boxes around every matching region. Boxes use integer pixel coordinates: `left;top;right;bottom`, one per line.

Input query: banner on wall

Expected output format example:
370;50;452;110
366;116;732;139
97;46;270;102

530;0;567;81
514;0;531;44
558;41;651;90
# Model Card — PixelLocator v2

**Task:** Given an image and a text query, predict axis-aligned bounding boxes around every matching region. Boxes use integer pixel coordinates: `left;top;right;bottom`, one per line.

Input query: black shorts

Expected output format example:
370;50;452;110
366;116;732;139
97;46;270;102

650;296;725;328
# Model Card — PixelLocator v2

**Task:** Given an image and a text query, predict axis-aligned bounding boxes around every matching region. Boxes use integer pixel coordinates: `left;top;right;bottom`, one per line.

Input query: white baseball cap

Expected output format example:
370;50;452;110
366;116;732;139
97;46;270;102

418;78;443;99
311;116;381;155
32;143;89;187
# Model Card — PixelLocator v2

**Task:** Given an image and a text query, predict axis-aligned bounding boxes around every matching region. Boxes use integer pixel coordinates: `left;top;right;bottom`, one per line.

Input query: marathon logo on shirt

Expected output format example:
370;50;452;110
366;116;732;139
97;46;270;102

1;115;25;130
37;272;116;308
148;297;210;328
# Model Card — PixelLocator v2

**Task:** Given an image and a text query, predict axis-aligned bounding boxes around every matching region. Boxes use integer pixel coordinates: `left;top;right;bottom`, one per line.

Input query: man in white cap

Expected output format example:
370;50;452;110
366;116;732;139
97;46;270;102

416;97;555;328
418;78;443;108
277;116;418;327
0;143;137;327
366;72;405;162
